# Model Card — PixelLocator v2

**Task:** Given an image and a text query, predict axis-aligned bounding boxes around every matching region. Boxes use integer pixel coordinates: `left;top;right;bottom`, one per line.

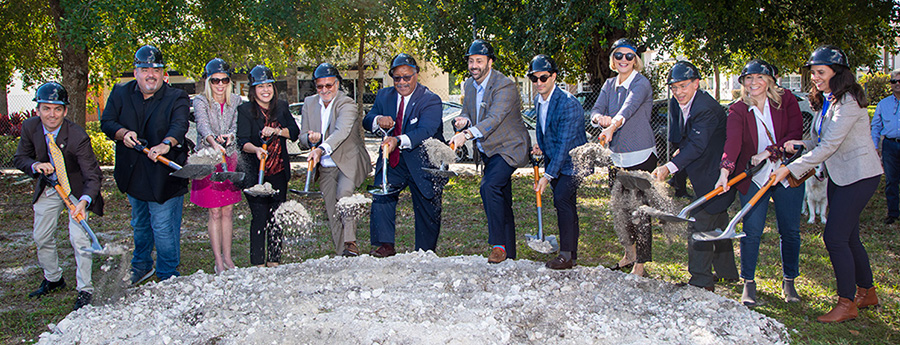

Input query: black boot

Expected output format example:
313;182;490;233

28;278;66;298
73;291;92;311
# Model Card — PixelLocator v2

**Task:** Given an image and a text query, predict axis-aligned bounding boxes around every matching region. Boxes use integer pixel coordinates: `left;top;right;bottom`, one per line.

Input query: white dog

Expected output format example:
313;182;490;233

802;164;828;224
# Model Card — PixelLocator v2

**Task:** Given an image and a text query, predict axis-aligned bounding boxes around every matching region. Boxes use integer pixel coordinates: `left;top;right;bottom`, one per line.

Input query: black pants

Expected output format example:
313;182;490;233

482;154;518;259
622;154;658;263
552;174;579;260
688;209;739;287
245;171;288;265
826;175;879;299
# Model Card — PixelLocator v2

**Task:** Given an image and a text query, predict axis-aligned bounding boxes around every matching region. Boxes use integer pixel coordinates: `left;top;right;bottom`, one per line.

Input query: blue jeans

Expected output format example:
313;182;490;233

129;195;184;280
738;182;803;280
882;138;900;217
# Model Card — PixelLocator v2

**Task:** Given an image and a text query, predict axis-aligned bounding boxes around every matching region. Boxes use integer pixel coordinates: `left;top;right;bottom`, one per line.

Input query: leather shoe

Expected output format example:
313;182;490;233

883;216;897;225
741;280;764;307
609;261;634;271
487;247;506;264
854;286;879;309
73;291;92;311
28;278;66;298
545;255;575;270
817;297;858;323
342;242;360;257
370;243;396;258
130;267;155;286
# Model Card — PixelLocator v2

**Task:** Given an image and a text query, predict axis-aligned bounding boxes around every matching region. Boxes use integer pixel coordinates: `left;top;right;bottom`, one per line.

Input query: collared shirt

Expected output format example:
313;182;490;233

33;125;91;205
665;90;699;174
468;70;492;152
748;99;788;188
537;87;555;134
871;94;900;149
370;84;417;150
317;96;337;167
610;71;637;126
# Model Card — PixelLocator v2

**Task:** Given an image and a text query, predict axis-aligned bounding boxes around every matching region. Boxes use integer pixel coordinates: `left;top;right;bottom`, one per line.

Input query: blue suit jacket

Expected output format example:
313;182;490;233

534;87;587;178
363;84;445;198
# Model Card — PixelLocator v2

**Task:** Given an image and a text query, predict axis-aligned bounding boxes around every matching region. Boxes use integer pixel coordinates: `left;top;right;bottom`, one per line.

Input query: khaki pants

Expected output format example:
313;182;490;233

33;187;93;292
318;166;358;253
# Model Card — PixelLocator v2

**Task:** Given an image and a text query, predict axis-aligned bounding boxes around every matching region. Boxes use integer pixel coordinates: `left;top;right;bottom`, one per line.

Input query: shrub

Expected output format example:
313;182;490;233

85;121;115;165
0;135;18;167
860;72;891;106
0;109;36;137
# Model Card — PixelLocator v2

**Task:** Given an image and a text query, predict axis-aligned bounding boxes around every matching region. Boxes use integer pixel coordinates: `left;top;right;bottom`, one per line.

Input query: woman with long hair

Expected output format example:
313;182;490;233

715;59;804;306
237;65;299;267
589;38;657;277
191;58;243;273
773;46;882;322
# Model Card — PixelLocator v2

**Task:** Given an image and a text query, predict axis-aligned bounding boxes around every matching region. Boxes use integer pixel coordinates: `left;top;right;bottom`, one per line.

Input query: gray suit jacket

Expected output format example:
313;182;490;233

788;94;883;186
299;92;371;186
459;70;530;167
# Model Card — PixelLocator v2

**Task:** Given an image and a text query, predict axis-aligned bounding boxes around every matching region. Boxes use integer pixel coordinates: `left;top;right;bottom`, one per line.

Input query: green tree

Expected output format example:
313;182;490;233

0;0;56;116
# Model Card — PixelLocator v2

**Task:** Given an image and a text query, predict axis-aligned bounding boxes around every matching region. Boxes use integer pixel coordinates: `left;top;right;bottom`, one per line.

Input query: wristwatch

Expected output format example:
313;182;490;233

162;139;173;148
464;130;474;140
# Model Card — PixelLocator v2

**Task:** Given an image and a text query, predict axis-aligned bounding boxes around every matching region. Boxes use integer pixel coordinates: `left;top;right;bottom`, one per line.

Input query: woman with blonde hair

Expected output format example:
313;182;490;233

191;58;243;273
715;59;804;306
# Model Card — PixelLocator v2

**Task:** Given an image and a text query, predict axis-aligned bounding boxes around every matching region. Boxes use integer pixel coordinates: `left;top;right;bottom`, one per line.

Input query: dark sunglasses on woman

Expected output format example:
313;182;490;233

209;77;231;84
613;52;636;61
890;79;900;84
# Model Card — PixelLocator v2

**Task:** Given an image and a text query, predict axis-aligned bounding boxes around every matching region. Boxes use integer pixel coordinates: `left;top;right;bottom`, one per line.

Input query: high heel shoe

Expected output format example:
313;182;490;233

609;261;635;271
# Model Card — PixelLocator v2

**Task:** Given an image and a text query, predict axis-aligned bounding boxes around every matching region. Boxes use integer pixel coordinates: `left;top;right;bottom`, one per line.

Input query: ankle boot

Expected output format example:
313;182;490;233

782;279;801;303
741;280;761;307
854;286;879;309
817;297;858;323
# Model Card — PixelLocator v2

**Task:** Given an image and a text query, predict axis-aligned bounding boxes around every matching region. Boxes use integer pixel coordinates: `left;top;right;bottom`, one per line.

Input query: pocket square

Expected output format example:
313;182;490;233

410;118;418;124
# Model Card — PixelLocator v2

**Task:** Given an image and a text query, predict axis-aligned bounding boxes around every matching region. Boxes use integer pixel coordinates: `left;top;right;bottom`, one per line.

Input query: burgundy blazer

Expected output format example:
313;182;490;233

721;89;803;194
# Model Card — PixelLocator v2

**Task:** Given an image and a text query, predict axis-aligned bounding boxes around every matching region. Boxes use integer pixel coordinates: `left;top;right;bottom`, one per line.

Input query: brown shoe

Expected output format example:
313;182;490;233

817;297;858;323
545;255;575;270
342;242;360;257
855;286;879;309
487;247;506;264
370;243;396;258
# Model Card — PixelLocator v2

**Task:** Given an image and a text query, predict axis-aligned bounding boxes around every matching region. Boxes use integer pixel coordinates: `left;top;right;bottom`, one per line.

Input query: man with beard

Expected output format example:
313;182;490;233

101;45;190;285
450;39;531;264
364;54;446;256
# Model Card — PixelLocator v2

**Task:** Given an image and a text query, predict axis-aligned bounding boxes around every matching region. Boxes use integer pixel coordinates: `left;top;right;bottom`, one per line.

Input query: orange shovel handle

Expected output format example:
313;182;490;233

141;147;175;166
51;183;85;222
700;171;749;200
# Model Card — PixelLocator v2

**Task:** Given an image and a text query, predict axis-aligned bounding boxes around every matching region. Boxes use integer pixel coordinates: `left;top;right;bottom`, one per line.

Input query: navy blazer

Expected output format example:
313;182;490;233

100;81;190;202
236;99;300;183
534;87;587;178
14;117;105;216
363;84;445;199
667;90;734;214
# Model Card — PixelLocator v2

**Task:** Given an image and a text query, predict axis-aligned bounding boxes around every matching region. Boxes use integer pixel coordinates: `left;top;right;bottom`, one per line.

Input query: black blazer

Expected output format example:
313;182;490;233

100;81;190;202
236;99;300;183
14;117;104;216
667;90;734;214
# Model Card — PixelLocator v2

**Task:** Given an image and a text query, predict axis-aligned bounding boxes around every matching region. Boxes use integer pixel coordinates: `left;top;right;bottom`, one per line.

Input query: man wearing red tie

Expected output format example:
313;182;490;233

363;54;446;256
14;82;104;310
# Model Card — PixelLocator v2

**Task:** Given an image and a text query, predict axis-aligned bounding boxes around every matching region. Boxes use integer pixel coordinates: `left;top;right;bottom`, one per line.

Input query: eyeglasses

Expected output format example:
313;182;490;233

316;82;336;90
528;74;552;83
613;52;636;61
891;79;900;84
392;74;414;83
209;77;230;84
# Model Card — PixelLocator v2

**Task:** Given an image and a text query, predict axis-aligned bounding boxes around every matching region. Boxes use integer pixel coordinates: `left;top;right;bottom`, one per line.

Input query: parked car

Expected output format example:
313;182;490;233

442;101;471;161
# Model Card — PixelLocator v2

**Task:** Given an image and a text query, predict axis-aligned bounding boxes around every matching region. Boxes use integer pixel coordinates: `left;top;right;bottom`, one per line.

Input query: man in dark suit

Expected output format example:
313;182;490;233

450;39;531;263
14;82;104;310
527;55;587;269
100;45;190;284
652;61;738;291
363;53;446;257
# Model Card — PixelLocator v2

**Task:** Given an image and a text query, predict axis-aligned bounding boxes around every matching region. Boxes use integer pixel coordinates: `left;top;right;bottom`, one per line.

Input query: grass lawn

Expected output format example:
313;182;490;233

0;169;898;344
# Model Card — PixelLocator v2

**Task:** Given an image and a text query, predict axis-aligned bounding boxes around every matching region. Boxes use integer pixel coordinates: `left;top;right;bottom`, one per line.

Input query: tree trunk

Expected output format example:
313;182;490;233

48;0;88;128
0;83;8;117
713;65;720;101
585;29;626;91
356;28;366;117
284;57;298;103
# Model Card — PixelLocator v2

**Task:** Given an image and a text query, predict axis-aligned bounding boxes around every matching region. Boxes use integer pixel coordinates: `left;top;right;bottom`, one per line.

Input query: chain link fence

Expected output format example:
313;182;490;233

1;94;38;168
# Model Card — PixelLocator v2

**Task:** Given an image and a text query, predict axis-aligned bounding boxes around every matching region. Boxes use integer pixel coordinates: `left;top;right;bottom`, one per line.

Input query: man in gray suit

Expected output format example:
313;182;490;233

300;63;371;257
450;39;531;264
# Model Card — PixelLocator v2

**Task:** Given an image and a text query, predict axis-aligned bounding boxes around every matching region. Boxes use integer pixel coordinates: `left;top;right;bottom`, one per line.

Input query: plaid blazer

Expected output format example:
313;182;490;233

459;70;531;167
534;87;587;178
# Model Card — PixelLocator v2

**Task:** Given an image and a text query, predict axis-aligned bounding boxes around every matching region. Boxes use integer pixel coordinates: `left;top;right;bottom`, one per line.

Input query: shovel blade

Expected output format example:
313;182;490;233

210;171;245;183
692;228;747;242
423;168;458;178
655;213;695;223
170;164;216;179
292;190;323;198
367;184;401;196
525;234;560;254
616;172;653;191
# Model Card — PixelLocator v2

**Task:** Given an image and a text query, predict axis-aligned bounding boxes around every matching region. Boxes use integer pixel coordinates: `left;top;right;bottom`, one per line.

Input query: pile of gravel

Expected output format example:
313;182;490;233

39;252;788;345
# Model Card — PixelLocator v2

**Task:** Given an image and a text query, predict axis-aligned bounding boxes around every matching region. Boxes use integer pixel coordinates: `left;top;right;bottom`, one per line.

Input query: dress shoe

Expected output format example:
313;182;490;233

817;297;858;323
608;261;634;271
130;267;155;286
487;247;506;264
73;291;92;311
883;216;897;225
342;242;360;257
545;255;575;270
854;286;879;309
782;279;801;303
28;278;66;298
370;243;396;258
741;280;764;307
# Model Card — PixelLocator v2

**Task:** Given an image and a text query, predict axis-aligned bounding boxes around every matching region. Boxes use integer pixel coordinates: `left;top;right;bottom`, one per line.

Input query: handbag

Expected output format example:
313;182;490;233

786;169;815;188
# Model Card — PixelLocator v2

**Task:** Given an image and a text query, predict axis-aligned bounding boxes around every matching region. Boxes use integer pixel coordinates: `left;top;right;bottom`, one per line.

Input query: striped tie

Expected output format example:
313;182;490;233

47;133;71;196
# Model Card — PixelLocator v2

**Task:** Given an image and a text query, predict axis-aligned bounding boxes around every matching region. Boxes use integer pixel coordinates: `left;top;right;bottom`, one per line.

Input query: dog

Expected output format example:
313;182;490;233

802;164;828;224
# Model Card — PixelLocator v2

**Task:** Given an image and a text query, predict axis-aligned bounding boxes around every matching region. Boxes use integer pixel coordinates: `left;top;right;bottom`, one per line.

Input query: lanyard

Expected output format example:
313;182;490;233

817;96;831;143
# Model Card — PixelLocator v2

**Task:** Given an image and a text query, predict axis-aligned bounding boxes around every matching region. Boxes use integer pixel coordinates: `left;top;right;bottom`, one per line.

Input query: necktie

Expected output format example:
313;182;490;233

47;133;71;196
390;97;405;168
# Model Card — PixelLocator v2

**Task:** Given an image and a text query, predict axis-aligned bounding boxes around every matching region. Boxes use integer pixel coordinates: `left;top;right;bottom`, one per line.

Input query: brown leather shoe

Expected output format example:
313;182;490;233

545;255;575;270
342;242;360;257
487;247;506;264
855;286;879;309
817;297;858;323
370;243;396;258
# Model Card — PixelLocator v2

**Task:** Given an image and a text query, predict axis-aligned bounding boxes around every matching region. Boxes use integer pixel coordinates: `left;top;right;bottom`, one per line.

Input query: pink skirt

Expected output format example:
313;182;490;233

190;153;242;208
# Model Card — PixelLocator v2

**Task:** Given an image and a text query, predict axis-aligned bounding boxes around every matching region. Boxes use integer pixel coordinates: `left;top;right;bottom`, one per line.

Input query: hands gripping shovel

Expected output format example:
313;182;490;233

42;175;105;254
209;148;245;183
651;162;767;223
244;135;279;197
368;126;402;196
525;155;559;254
290;145;323;198
133;139;215;179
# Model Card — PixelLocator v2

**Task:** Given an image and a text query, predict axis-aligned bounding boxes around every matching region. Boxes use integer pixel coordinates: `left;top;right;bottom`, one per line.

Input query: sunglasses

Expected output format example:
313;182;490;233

891;79;900;84
392;74;414;82
613;52;636;61
316;82;336;90
528;74;552;83
209;77;231;84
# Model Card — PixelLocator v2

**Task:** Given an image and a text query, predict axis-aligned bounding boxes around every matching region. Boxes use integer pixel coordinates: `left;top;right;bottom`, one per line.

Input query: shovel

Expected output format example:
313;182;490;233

292;145;324;198
368;127;402;196
653;162;766;223
244;135;278;197
42;175;104;254
423;139;459;178
525;156;559;253
133;140;215;179
693;146;805;241
209;148;245;183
